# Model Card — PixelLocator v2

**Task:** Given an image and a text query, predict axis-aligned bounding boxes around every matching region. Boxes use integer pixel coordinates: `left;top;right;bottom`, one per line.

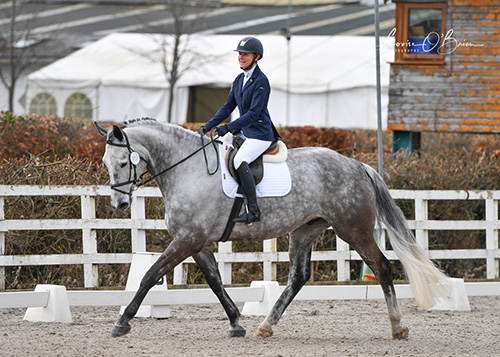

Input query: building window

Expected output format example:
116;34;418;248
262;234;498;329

29;93;57;116
393;1;446;65
64;93;92;120
187;86;230;123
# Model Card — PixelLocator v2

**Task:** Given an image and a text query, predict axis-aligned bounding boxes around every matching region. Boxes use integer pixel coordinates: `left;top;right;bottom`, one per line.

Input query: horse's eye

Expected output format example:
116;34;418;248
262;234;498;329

119;161;128;168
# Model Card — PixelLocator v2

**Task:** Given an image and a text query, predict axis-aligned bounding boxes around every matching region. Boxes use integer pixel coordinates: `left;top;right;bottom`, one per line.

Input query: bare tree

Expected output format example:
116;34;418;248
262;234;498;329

146;1;218;123
160;1;190;123
0;0;45;113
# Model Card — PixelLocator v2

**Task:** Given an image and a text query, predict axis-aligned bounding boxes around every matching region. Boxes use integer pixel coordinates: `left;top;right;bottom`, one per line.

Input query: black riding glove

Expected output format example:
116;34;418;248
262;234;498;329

216;125;229;137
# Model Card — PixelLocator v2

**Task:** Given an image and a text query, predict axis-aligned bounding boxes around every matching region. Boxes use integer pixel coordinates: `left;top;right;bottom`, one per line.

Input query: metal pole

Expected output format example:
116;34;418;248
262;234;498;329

374;0;384;178
286;0;292;126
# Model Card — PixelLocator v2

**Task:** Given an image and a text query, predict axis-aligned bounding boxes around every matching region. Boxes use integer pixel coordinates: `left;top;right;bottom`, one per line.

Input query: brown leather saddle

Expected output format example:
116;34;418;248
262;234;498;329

225;135;279;185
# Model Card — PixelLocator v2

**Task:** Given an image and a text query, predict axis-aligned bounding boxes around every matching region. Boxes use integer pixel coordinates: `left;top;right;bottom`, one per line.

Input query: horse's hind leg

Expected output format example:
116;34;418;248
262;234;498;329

255;220;328;337
193;246;246;337
348;231;409;340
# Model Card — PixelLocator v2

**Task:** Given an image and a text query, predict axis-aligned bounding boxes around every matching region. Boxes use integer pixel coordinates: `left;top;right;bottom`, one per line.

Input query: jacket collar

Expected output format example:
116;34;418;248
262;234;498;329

241;64;261;91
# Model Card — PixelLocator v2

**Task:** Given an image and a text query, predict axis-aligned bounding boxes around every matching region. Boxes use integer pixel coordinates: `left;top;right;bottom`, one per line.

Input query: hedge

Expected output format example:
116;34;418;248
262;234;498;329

1;112;499;288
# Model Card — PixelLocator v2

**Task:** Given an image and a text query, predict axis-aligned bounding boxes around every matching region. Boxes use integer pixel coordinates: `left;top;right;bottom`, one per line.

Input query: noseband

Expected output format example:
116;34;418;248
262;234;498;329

106;127;220;196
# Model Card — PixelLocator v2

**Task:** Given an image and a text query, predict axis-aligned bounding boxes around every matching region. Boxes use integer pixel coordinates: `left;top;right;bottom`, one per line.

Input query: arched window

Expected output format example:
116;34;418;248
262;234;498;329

64;93;92;120
29;93;57;116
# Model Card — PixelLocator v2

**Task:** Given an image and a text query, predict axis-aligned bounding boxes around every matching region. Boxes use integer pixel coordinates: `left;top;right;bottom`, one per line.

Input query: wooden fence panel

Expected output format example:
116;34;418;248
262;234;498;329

0;185;499;290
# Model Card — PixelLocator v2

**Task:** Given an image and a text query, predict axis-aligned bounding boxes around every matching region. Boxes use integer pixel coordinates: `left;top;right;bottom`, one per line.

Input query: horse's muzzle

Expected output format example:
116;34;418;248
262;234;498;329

111;195;130;210
117;201;130;210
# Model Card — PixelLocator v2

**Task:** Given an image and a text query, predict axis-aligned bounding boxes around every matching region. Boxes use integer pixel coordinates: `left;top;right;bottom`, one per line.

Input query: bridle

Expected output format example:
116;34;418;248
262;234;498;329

106;127;220;196
106;129;141;196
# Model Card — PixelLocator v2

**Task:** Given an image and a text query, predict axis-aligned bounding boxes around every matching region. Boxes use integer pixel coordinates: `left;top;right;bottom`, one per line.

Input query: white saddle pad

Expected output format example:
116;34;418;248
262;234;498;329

220;141;292;199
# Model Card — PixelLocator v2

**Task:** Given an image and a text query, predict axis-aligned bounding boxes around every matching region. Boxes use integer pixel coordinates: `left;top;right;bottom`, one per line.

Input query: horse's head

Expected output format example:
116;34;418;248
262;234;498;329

95;122;148;210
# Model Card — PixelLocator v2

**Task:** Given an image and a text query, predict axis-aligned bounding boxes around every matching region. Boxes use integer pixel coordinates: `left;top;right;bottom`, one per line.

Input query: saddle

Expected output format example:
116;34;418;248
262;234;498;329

219;133;288;242
224;134;287;185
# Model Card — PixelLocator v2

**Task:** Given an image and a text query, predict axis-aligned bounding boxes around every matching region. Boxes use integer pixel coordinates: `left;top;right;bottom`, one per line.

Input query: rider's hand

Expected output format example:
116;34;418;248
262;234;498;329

216;125;229;137
199;126;208;135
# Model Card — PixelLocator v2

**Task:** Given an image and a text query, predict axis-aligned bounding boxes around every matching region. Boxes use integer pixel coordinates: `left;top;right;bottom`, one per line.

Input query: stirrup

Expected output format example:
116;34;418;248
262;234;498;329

233;206;261;224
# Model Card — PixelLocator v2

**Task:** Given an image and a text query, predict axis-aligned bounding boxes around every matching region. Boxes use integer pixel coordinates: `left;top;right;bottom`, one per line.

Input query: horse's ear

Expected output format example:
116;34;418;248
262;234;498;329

94;122;108;138
113;125;124;141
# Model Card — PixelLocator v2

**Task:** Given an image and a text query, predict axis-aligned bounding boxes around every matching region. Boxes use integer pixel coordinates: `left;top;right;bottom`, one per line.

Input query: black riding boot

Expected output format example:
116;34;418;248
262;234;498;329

233;162;261;224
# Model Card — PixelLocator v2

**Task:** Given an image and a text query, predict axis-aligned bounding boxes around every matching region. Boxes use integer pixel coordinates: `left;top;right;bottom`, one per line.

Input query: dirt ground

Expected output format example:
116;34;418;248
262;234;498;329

1;296;499;356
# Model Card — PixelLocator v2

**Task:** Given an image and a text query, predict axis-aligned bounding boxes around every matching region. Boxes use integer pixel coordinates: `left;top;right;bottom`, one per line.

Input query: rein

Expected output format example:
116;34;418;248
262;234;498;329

201;128;220;176
107;127;221;196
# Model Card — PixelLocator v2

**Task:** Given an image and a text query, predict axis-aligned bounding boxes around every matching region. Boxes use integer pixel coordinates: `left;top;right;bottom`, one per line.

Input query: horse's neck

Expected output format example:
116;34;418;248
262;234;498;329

132;124;201;183
132;125;198;161
132;125;220;229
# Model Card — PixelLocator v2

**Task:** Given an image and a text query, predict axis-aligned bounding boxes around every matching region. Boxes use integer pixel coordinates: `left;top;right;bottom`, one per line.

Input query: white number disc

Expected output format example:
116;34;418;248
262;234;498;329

130;152;140;165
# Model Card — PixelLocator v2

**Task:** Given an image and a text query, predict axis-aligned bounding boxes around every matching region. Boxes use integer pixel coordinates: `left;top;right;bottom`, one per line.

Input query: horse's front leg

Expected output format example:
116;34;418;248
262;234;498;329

193;246;246;337
112;239;200;337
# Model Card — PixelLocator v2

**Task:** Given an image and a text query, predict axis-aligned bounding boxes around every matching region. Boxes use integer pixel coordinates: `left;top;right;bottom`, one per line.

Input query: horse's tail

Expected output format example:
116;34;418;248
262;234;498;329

362;163;453;309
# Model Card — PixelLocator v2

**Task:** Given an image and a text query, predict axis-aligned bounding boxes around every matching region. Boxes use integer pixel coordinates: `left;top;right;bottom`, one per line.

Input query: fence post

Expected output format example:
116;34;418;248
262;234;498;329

173;263;188;285
218;241;232;285
415;198;429;251
263;239;277;281
485;198;499;279
0;197;5;290
336;235;350;281
81;195;98;288
130;196;146;252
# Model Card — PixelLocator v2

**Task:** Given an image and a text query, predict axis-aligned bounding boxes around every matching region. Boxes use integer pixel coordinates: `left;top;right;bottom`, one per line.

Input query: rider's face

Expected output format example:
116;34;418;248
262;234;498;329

238;51;257;70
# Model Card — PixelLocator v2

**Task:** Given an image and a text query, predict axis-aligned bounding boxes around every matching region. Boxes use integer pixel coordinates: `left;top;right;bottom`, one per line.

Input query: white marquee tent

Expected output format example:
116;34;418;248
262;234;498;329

26;33;394;129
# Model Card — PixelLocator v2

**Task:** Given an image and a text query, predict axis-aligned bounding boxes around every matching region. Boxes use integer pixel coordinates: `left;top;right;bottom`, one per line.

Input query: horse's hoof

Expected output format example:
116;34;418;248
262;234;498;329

392;327;409;340
253;326;273;338
111;323;131;338
228;326;246;338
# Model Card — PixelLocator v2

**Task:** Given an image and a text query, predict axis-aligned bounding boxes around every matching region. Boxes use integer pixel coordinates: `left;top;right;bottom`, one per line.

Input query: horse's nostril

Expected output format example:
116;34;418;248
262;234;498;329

118;202;130;210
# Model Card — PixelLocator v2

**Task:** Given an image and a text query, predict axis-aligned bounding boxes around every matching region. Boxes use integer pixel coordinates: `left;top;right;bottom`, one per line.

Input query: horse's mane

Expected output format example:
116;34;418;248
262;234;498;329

122;117;198;139
123;117;163;128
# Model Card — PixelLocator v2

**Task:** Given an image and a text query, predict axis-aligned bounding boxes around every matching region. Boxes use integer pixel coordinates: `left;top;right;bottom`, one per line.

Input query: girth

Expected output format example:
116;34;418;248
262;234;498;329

225;135;278;185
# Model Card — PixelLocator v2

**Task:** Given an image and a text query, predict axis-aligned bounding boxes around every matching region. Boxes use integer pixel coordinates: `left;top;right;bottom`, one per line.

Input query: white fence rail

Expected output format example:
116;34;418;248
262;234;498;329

0;185;499;290
0;286;267;309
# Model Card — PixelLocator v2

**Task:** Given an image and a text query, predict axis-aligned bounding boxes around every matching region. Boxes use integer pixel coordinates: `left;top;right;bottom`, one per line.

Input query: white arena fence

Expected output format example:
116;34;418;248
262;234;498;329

0;185;500;293
3;281;500;310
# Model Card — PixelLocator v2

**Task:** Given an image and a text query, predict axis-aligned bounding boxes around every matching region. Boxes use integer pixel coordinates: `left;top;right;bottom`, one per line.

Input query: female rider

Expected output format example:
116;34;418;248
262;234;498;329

201;36;279;224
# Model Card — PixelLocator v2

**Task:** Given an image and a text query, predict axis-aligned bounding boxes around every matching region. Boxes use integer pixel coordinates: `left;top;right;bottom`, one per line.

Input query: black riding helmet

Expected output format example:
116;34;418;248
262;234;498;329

234;36;264;59
234;37;264;70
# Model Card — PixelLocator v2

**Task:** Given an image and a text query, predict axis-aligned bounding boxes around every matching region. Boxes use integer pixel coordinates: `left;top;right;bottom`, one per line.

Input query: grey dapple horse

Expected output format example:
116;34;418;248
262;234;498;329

96;118;452;340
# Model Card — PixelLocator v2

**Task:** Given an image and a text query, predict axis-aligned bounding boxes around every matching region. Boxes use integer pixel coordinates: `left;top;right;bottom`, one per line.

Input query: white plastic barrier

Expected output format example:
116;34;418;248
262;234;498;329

430;278;471;312
242;281;281;316
0;290;49;309
2;281;498;324
23;284;72;323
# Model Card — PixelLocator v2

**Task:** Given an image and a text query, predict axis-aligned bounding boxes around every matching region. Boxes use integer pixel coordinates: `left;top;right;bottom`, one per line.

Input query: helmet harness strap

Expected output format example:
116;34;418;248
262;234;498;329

241;54;260;71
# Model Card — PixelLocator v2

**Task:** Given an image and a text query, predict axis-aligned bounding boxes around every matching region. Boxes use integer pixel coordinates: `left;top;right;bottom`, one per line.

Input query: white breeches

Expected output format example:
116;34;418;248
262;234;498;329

233;138;273;170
